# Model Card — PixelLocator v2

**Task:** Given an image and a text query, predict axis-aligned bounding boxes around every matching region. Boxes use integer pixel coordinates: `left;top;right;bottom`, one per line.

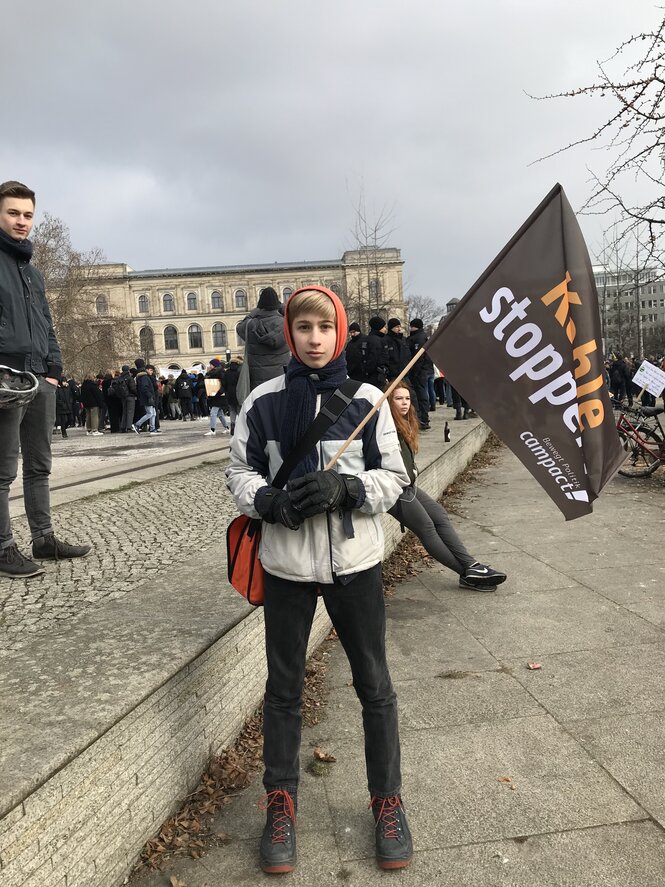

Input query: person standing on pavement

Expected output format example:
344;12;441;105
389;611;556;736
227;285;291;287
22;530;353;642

132;359;160;434
54;378;73;438
384;318;411;383
227;287;413;874
175;369;194;420
118;364;137;432
81;373;104;436
364;316;390;389
407;318;433;431
203;358;230;436
224;357;241;433
0;180;91;578
236;286;291;393
345;321;366;383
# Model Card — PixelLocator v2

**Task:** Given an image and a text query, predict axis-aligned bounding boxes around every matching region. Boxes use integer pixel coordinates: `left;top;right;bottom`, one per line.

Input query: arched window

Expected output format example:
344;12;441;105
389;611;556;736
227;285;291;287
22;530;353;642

164;325;179;350
212;322;227;348
188;323;203;349
282;286;293;302
95;294;109;316
163;293;175;312
138;294;149;314
211;291;223;310
167;363;181;370
235;288;247;309
187;292;198;311
139;327;154;353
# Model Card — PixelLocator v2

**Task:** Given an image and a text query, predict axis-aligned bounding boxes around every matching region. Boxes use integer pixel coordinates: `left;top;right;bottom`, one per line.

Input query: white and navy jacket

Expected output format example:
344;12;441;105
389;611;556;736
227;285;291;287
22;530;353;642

225;375;410;584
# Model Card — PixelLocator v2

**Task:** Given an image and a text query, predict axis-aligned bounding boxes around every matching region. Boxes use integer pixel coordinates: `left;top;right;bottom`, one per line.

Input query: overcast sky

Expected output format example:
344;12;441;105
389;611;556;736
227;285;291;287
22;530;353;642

2;1;660;306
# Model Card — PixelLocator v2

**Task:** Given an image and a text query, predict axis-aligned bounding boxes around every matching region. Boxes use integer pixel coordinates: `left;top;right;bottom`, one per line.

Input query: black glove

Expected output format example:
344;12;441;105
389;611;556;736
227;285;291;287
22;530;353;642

288;470;365;519
254;486;302;531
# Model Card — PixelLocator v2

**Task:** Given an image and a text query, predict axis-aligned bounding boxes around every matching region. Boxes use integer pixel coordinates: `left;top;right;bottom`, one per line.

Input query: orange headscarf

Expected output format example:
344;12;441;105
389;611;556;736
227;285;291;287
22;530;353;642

284;286;348;364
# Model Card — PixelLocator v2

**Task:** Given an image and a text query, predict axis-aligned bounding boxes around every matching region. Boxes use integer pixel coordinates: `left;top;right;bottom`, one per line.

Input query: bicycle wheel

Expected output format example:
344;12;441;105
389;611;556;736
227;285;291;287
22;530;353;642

618;427;662;477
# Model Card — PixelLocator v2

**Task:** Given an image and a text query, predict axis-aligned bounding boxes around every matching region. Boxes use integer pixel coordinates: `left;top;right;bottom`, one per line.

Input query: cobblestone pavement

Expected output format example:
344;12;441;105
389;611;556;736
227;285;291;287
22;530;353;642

0;461;237;655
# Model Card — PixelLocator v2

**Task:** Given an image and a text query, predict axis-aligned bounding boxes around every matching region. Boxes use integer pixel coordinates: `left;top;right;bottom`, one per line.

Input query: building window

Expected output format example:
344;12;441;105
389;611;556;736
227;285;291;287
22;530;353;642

139;327;154;354
138;294;149;314
95;295;109;316
164;325;179;350
235;288;247;309
188;323;203;349
211;291;223;310
212;322;227;348
163;293;175;312
187;292;198;311
282;286;293;302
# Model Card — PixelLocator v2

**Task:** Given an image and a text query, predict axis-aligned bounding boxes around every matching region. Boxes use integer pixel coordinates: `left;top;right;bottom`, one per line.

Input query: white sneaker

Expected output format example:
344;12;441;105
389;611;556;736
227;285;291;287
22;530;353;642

93;431;104;436
86;431;94;436
204;430;216;436
220;427;230;434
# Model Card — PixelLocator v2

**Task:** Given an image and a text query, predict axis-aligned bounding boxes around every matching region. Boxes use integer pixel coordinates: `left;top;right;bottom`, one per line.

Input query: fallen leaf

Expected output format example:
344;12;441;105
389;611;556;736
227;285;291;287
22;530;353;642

170;877;187;887
313;746;337;763
497;776;512;783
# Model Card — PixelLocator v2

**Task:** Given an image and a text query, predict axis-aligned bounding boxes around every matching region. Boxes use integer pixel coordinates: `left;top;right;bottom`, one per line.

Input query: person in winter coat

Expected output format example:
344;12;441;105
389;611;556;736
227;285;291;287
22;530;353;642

102;370;122;433
345;322;366;383
118;364;137;432
174;369;194;420
226;286;412;875
81;373;104;435
609;354;632;405
236;286;291;392
387;383;506;589
407;318;434;430
384;318;411;382
54;379;73;438
203;359;230;435
224;357;241;432
363;316;390;388
132;358;160;434
68;377;83;426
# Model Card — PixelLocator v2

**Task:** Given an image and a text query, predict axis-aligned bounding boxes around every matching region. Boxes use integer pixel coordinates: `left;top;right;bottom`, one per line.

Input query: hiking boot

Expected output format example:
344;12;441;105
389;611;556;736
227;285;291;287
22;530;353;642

460;562;507;590
0;544;45;579
370;795;413;870
32;534;92;561
259;789;297;874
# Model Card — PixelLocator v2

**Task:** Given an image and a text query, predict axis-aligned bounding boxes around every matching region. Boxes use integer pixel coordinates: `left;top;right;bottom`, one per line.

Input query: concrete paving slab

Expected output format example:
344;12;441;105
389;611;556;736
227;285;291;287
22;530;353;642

324;715;646;861
510;645;665;722
567;711;665;827
419;583;665;658
573;563;665;629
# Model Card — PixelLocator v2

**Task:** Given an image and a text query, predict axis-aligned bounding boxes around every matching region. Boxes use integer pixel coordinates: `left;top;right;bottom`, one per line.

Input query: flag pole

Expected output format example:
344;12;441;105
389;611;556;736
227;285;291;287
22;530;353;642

324;346;427;470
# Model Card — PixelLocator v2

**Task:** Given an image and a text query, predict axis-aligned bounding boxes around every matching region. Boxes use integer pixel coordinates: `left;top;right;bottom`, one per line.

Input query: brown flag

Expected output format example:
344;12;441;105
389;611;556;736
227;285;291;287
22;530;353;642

426;184;625;521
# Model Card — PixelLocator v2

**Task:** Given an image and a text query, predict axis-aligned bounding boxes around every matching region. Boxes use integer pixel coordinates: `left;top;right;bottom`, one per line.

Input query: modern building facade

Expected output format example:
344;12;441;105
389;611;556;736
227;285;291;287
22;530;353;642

88;248;405;370
592;265;665;355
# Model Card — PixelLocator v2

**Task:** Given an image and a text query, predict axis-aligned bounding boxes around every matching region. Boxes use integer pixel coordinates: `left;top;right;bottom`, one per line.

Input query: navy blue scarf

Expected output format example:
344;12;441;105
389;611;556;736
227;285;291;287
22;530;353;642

280;353;348;479
0;228;33;261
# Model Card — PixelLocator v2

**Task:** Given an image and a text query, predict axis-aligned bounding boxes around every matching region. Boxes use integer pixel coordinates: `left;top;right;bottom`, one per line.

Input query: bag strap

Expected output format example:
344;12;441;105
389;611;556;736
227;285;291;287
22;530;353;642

272;378;361;490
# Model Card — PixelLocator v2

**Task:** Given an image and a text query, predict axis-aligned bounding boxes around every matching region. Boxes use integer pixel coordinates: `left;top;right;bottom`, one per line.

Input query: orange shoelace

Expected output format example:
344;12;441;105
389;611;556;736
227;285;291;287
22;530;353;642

370;795;403;839
258;790;296;844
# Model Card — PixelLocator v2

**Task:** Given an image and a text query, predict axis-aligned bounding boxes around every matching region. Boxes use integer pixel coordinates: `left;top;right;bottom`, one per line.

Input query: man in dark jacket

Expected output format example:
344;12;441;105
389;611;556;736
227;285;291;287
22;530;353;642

0;180;91;577
345;322;366;383
363;316;390;389
118;364;137;432
132;359;160;434
407;318;434;430
385;318;411;382
224;357;241;433
174;368;194;420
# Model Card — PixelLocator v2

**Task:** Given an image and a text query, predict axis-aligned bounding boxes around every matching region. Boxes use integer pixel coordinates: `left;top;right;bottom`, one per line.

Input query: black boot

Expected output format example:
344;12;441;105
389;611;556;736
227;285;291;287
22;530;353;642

62;428;68;438
371;795;413;870
462;408;469;419
454;408;463;420
259;789;297;874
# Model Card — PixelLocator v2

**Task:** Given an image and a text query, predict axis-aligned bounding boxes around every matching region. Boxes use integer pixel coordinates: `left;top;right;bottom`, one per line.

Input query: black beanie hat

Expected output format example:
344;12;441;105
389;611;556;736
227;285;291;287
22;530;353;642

409;318;424;330
258;286;280;310
121;365;130;372
388;318;402;331
349;322;361;333
369;316;386;331
135;358;146;370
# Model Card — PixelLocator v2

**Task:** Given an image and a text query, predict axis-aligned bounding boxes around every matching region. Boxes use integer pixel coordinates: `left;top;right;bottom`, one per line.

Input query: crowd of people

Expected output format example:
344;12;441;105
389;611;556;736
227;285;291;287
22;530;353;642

606;352;665;407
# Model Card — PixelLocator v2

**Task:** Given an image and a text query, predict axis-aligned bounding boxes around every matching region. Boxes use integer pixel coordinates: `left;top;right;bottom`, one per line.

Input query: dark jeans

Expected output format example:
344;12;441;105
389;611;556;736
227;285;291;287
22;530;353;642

411;373;430;426
263;564;401;797
0;378;57;547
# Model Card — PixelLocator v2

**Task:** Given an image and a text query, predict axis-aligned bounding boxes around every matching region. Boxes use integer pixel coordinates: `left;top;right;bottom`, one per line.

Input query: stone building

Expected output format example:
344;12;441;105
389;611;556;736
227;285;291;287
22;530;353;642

89;248;405;370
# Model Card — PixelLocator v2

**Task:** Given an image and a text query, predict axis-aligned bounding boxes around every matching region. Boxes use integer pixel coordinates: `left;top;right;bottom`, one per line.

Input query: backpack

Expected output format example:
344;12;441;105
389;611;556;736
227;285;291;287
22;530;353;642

109;378;129;399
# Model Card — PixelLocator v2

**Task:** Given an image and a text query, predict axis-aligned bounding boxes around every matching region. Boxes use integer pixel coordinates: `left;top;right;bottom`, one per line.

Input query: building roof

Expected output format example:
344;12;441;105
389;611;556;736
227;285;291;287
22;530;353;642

128;258;342;280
